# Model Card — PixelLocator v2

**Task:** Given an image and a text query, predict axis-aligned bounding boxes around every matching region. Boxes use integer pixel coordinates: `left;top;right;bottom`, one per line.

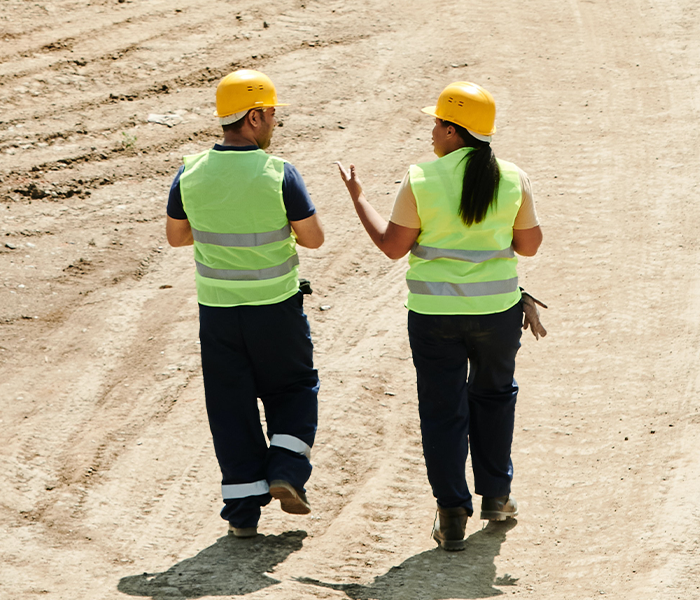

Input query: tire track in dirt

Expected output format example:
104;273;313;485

2;273;195;525
3;0;700;598
2;0;360;200
496;0;700;595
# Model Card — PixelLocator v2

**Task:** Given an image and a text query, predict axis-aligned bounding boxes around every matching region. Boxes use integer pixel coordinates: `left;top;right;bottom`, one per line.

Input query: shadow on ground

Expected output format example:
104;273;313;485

298;520;518;600
117;530;306;599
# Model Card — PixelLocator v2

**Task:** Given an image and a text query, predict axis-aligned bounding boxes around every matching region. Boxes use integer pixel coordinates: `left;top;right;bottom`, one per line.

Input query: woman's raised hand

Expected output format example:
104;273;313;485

336;161;364;202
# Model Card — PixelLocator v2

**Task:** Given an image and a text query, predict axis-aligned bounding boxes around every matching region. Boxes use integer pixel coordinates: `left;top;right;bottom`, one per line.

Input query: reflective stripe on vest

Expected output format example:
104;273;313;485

222;479;270;500
191;224;292;247
179;149;299;307
270;433;311;459
407;276;519;298
411;243;515;263
195;254;299;281
406;147;522;315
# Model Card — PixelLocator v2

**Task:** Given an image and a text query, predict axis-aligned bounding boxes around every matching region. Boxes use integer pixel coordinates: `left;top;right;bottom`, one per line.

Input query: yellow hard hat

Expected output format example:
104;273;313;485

421;81;496;141
215;69;289;125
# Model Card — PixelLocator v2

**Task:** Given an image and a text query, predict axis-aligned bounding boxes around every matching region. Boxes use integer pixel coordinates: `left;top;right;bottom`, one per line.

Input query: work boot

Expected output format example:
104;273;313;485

269;480;311;515
228;523;258;538
480;495;518;521
432;505;468;551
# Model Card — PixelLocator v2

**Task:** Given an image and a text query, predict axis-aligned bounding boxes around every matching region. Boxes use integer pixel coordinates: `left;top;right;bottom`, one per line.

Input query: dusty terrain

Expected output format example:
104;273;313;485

2;0;700;598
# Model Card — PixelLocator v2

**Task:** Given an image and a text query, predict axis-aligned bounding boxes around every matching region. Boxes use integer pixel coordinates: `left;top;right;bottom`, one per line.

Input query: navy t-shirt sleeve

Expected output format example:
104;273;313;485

282;162;316;221
166;165;187;220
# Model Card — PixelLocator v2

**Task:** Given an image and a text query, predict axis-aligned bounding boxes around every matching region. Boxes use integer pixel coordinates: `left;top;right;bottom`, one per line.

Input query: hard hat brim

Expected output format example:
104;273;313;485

214;102;290;119
421;104;495;141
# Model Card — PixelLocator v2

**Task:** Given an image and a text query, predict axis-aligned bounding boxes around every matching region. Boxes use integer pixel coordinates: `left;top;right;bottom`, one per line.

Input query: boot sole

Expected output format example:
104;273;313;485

269;480;311;515
228;525;258;538
480;510;518;521
433;532;466;551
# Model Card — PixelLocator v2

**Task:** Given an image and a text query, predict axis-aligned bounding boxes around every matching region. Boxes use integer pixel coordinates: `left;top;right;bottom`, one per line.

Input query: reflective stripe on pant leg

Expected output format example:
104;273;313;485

270;434;311;459
221;479;270;500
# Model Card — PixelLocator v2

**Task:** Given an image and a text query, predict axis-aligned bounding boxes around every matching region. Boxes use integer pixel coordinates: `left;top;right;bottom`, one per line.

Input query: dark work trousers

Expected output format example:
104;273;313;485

199;291;319;528
407;302;522;516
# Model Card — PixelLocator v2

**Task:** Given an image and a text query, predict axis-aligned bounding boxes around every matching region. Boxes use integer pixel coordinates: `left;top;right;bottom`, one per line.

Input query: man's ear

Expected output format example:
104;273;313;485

247;109;261;128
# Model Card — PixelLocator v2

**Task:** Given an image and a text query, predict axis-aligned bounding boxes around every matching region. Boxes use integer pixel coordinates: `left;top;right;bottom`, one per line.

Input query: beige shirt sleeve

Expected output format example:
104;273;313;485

513;167;540;230
389;165;539;230
389;170;421;229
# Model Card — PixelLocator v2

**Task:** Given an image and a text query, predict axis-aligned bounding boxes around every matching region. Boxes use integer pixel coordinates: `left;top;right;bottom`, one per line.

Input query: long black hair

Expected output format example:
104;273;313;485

443;120;500;226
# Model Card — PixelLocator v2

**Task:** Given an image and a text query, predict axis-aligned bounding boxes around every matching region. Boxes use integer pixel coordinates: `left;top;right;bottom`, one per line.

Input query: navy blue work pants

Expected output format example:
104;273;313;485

199;292;319;528
407;302;522;516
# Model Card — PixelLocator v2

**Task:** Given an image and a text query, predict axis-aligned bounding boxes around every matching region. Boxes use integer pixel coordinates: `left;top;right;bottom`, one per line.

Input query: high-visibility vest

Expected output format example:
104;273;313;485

406;147;522;315
180;148;299;307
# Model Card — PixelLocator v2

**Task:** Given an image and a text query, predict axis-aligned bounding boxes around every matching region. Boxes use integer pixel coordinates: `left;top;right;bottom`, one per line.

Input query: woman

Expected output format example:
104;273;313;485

337;81;543;551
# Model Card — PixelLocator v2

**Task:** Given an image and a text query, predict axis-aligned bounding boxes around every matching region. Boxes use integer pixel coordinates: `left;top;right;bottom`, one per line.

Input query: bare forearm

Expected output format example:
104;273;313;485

166;216;194;247
352;193;390;249
512;225;542;256
337;161;419;259
291;213;325;249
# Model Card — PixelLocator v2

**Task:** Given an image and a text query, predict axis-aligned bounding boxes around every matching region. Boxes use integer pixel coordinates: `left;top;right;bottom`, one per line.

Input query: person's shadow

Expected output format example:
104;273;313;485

297;520;518;600
117;530;306;599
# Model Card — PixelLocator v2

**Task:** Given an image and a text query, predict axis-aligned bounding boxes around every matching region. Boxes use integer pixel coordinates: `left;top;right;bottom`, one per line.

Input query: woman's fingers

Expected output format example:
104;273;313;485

335;161;343;178
335;161;350;180
336;161;359;188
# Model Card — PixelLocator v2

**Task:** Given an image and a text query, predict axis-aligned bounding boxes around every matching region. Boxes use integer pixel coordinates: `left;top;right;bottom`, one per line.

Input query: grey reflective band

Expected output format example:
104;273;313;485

196;254;299;281
407;276;519;297
222;480;270;500
192;224;291;247
411;243;514;262
270;434;311;459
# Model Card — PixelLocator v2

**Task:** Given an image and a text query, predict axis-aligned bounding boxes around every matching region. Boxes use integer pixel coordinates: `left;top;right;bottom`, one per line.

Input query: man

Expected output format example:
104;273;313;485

166;69;324;538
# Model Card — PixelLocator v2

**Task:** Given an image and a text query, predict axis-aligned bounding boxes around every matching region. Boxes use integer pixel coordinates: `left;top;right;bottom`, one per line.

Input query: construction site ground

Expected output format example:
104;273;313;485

2;0;700;598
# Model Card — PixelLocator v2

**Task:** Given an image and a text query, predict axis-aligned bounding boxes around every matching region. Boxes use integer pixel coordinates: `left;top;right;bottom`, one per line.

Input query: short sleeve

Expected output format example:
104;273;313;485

513;168;540;230
166;165;188;220
282;163;316;221
389;170;421;229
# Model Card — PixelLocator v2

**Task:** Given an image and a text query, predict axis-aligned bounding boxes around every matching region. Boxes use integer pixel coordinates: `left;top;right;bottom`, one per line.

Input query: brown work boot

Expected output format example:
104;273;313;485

228;523;258;538
432;505;468;551
480;495;518;521
269;480;311;515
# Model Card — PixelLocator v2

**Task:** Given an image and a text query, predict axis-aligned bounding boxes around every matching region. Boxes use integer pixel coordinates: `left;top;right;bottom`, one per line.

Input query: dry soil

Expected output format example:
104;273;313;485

2;0;700;599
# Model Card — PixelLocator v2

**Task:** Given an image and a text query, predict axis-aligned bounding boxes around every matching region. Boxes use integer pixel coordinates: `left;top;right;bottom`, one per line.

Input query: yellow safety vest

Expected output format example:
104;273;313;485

180;149;299;307
406;147;522;315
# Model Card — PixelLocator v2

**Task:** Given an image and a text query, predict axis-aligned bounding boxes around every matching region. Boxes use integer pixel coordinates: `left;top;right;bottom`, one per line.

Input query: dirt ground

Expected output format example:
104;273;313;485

2;0;700;598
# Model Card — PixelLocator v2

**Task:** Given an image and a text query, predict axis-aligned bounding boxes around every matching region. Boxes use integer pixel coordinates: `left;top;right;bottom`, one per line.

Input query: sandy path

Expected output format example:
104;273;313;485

1;0;699;598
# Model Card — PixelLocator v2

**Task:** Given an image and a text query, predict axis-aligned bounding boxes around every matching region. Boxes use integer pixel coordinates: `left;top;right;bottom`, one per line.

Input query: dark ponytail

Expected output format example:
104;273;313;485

445;121;500;226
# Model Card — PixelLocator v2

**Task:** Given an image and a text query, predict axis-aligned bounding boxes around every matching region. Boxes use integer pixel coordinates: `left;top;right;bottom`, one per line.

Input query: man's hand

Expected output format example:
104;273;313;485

522;291;547;340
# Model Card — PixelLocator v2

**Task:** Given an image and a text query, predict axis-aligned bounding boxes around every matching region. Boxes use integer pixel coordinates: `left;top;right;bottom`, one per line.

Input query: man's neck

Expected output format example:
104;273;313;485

220;130;259;148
